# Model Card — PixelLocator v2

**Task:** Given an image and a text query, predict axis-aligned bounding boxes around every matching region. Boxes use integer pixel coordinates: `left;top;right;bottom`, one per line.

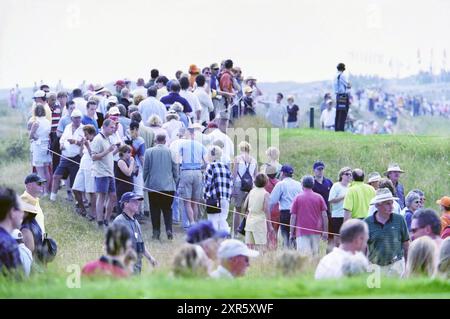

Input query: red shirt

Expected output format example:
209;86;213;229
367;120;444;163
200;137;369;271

82;257;129;278
291;189;327;236
219;70;233;93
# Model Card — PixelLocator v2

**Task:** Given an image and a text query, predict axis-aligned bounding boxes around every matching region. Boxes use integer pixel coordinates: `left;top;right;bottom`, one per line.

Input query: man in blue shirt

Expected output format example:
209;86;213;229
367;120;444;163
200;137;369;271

334;63;351;132
269;165;303;248
0;187;24;276
178;126;207;226
81;101;99;133
160;80;192;113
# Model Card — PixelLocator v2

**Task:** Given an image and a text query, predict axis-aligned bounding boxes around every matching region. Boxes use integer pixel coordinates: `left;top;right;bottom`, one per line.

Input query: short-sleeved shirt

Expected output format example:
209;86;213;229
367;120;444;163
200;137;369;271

91;132;114;177
364;212;410;266
113;213;144;256
0;227;22;275
328;182;348;218
312;178;333;213
343;182;376;219
290;189;328;237
131;136;146;168
82;256;128;278
269;177;303;211
178;139;206;170
286;104;299;122
82;115;99;133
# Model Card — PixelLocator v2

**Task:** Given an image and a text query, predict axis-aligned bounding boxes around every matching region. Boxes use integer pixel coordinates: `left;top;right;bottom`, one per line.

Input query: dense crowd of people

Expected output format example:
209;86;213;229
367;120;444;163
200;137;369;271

0;61;449;283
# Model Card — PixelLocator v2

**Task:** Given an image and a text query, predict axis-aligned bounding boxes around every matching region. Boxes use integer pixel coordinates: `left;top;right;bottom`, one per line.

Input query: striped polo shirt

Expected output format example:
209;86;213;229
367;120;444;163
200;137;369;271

364;212;410;266
50;105;62;133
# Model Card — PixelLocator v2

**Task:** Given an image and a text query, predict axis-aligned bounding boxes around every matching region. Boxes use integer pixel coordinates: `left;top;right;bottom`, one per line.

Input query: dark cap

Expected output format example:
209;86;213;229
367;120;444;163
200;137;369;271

186;220;229;244
280;164;294;175
24;173;46;184
119;192;144;204
313;161;325;170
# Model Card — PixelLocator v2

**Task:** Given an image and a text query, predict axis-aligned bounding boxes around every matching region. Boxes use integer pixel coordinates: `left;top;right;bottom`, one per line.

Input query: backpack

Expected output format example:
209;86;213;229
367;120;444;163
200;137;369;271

238;161;253;192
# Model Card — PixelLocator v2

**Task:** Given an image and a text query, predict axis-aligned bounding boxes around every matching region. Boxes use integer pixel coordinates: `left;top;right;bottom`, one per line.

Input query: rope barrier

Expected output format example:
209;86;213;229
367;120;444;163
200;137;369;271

46;147;340;236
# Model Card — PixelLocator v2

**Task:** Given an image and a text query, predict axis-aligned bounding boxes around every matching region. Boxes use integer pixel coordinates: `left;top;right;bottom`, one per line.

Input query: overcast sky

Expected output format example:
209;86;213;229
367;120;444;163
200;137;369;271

1;0;449;89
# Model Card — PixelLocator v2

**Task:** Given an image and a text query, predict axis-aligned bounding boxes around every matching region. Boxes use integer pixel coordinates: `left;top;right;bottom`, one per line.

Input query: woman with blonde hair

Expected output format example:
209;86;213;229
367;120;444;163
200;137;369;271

147;114;170;145
172;243;211;277
405;236;437;277
260;146;282;179
232;141;258;235
28;103;52;194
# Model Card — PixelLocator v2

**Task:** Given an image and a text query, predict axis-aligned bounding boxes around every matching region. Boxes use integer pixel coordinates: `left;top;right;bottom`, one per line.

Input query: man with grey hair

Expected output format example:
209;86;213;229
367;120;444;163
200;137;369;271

290;175;328;256
143;133;178;240
315;219;369;279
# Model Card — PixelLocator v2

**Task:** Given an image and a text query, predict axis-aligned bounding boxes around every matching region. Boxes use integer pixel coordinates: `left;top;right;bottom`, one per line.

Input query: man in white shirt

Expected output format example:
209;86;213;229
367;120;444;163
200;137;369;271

259;93;287;128
315;219;369;279
138;86;167;126
194;75;214;125
211;239;259;279
179;76;201;123
50;109;85;201
320;98;336;130
206;123;234;161
131;78;148;99
72;88;87;115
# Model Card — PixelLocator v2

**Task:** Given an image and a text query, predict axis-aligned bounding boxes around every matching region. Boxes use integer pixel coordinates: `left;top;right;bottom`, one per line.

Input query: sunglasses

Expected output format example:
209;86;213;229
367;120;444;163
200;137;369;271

36;181;45;186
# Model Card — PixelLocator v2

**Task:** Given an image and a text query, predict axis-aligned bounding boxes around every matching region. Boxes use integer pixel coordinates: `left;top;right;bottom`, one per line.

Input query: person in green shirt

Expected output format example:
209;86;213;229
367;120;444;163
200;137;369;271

343;169;376;221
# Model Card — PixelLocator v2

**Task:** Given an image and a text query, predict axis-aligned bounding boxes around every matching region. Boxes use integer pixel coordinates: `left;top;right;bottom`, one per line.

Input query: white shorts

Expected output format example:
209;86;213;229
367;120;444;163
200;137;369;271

296;234;321;257
133;169;144;196
72;168;95;193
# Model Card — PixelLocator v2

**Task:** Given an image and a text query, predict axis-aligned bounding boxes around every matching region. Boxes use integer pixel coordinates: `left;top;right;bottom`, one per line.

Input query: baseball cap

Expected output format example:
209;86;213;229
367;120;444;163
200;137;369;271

115;80;125;87
24;173;46;185
119;192;143;205
217;239;259;259
186;220;229;244
313;161;325;170
210;63;220;70
33;90;46;99
280;164;294;175
436;196;450;208
71;109;83;118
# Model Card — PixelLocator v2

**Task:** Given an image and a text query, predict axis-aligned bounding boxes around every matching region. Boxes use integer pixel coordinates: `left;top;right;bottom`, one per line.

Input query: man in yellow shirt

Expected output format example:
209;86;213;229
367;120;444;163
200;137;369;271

343;169;376;221
21;174;46;234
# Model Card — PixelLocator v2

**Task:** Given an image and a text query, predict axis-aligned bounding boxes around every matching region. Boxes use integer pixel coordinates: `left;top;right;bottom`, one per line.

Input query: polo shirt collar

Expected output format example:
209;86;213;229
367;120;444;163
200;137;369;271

373;211;393;226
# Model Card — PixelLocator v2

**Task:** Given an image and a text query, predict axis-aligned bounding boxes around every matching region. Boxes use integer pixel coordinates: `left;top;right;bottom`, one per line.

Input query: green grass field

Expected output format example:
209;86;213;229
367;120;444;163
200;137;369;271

0;103;449;298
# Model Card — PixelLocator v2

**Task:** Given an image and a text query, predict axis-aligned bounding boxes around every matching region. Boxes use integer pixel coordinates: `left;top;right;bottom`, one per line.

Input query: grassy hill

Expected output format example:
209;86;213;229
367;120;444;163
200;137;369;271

0;103;449;298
